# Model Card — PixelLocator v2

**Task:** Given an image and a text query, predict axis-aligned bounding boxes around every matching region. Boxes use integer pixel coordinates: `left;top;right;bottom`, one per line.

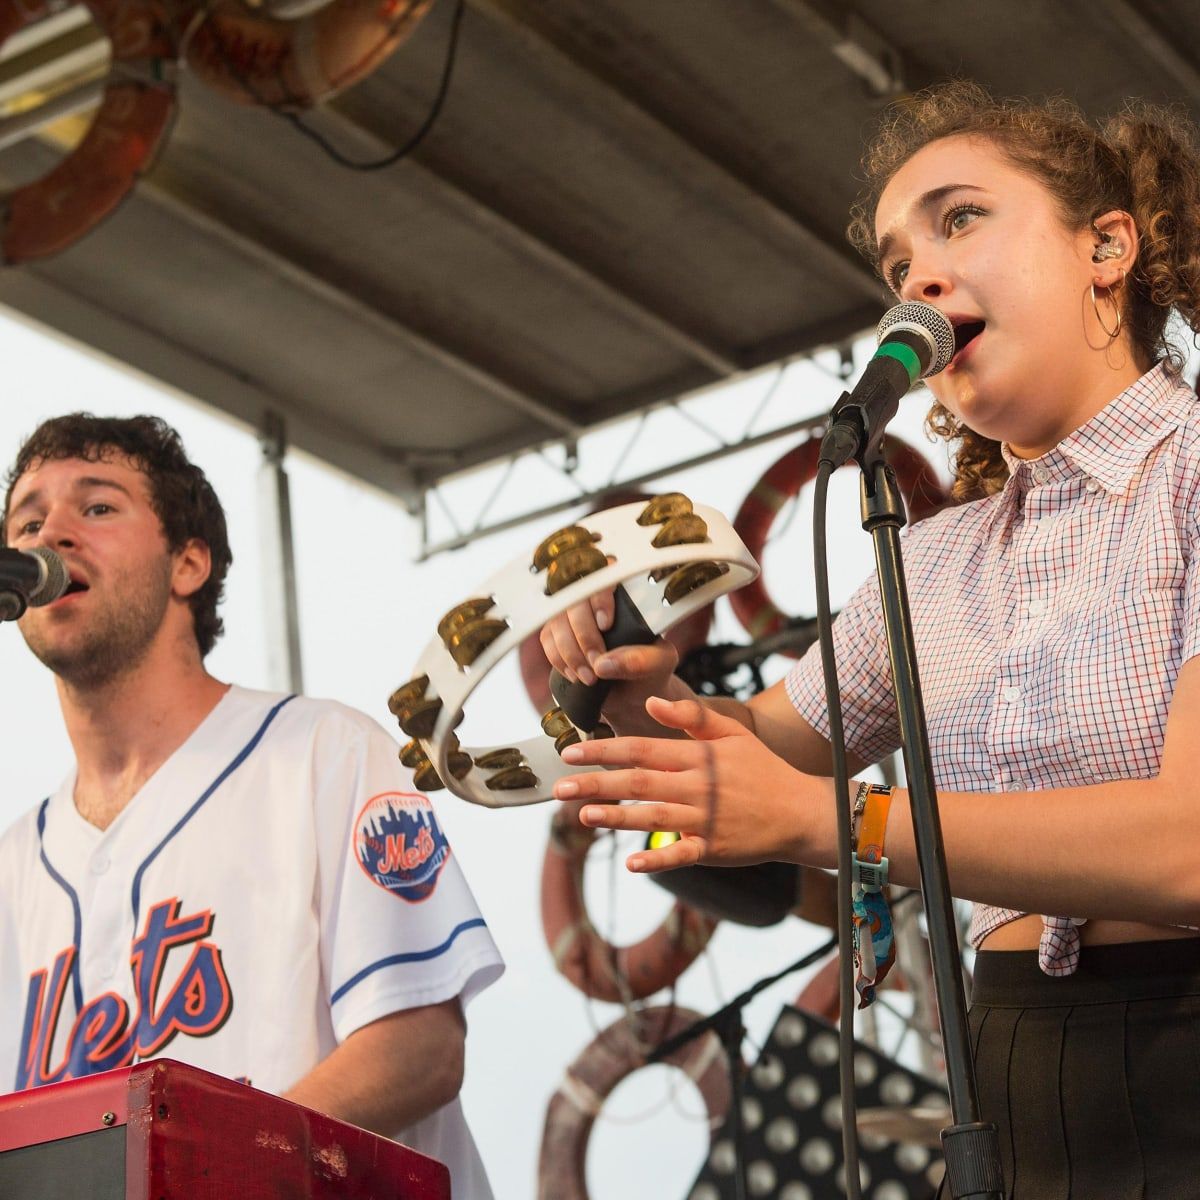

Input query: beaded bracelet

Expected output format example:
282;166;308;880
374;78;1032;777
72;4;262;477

849;782;897;1009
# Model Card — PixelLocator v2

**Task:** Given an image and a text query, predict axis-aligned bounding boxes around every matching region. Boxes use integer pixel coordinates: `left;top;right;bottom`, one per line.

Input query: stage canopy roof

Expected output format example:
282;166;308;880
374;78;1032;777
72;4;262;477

1;0;1196;515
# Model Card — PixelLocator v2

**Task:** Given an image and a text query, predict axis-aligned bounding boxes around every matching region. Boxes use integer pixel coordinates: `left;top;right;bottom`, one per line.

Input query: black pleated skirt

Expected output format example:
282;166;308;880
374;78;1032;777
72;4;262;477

947;939;1200;1200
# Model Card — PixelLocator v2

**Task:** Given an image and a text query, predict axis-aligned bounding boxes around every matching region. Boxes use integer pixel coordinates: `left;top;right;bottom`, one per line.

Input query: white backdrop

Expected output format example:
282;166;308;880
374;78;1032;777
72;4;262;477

0;305;950;1199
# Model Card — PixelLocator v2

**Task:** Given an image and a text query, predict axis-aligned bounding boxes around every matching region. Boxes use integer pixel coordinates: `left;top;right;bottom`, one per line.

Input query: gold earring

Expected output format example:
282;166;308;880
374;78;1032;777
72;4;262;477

1090;268;1125;341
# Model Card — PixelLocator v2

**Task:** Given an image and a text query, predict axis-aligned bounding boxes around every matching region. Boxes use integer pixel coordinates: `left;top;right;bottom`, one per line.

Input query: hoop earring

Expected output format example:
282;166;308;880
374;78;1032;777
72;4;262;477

1090;268;1125;342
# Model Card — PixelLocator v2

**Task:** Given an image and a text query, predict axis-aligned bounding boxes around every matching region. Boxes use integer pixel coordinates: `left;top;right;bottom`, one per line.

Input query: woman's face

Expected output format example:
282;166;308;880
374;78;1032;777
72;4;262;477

874;135;1140;457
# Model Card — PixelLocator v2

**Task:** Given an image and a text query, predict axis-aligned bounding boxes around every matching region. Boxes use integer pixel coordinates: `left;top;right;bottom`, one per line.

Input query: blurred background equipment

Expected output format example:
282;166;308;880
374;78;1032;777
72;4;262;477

687;1004;948;1200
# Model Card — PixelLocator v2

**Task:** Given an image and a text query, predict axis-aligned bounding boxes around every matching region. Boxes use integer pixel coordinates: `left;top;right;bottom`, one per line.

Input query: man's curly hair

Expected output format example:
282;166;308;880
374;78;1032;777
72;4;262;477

3;414;232;658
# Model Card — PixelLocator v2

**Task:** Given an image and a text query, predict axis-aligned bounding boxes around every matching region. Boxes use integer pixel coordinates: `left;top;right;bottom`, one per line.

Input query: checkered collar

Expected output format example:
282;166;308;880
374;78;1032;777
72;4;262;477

999;363;1193;496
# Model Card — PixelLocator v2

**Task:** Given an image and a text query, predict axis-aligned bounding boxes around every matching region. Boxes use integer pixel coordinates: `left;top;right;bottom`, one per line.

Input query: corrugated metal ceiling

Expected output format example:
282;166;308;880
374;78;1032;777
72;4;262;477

0;0;1196;511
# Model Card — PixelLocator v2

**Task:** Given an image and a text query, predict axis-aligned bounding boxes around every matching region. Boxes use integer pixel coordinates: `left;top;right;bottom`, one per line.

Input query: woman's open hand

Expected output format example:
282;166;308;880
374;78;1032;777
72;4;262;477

553;695;833;872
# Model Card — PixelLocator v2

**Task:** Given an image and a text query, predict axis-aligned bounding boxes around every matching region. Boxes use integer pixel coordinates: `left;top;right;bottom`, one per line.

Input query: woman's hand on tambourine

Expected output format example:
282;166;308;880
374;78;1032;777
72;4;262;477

552;696;830;872
539;590;682;732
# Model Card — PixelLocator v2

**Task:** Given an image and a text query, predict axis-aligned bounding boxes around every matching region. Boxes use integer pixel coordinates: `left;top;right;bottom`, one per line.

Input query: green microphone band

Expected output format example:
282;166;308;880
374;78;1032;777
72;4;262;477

876;340;923;386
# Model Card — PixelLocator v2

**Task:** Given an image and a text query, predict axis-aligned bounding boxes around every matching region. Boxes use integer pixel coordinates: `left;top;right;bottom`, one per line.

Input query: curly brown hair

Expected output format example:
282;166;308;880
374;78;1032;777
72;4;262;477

848;80;1200;501
3;414;232;658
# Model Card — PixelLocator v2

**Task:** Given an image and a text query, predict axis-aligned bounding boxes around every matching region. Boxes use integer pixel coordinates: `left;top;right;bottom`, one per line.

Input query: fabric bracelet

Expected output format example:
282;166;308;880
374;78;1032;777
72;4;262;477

850;783;896;1009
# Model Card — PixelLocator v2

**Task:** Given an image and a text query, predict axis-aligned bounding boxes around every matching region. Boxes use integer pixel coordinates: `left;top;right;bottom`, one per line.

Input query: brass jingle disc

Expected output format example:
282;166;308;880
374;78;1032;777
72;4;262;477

652;512;709;548
485;765;540;791
544;545;608;595
395;696;443;740
664;560;729;604
532;525;601;573
447;617;510;667
540;706;574;738
437;597;496;643
413;762;446;792
554;728;581;755
388;674;429;716
399;738;429;769
638;493;693;525
447;751;474;780
475;747;525;770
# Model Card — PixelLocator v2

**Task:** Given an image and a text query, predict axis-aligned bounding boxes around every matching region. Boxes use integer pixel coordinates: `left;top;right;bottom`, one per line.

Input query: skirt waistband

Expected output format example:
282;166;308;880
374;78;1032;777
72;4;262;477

972;938;1200;1008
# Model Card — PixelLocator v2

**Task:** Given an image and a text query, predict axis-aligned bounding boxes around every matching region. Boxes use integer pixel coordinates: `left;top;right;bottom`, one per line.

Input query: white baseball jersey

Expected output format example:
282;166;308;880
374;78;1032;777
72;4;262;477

0;685;503;1198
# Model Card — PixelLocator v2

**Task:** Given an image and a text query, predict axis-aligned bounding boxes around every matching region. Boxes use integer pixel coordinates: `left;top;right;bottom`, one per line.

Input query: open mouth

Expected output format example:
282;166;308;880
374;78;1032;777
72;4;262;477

953;320;986;356
62;580;89;597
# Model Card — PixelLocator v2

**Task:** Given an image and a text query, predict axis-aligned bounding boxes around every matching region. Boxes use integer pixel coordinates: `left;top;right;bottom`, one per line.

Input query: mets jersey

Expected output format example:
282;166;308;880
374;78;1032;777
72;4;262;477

0;685;504;1197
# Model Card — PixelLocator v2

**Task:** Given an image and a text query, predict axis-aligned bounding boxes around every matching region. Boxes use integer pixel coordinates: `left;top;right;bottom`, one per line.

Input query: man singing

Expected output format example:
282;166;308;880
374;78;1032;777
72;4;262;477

0;414;502;1197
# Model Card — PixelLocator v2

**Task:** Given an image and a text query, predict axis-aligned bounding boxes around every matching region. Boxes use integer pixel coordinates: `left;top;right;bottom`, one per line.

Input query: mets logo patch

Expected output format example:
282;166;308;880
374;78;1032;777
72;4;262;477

355;792;451;903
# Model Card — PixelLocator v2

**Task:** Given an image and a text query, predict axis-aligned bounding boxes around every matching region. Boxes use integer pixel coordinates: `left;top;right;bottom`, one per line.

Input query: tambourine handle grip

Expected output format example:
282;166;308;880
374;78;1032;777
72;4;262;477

548;585;659;732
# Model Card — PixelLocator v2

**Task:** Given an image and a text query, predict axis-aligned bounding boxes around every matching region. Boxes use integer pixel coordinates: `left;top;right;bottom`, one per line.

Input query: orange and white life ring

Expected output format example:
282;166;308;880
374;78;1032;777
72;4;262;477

542;799;718;1003
0;0;49;42
730;433;948;648
1;0;178;264
183;0;434;107
537;1004;730;1200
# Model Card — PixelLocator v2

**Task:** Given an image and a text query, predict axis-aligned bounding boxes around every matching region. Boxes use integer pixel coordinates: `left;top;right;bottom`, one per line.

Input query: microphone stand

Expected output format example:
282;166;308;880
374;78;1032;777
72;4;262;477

856;449;1003;1200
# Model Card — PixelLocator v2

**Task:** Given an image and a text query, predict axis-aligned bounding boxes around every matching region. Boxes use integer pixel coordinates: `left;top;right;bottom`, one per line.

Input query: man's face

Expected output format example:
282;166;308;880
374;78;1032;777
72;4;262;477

4;453;176;688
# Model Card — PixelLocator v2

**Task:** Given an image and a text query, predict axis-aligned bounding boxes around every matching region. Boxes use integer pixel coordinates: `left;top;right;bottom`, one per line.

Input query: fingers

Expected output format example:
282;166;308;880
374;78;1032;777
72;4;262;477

559;733;702;773
644;696;750;741
578;799;701;834
540;602;600;684
627;835;707;874
591;590;614;633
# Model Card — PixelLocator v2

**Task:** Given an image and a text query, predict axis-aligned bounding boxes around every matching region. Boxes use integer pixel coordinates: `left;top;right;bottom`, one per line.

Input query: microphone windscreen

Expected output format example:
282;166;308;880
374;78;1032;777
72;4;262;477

27;547;69;606
876;301;955;377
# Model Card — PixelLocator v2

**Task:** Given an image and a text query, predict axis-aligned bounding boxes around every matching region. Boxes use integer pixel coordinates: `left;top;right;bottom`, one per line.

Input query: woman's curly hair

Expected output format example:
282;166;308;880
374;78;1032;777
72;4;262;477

848;80;1200;501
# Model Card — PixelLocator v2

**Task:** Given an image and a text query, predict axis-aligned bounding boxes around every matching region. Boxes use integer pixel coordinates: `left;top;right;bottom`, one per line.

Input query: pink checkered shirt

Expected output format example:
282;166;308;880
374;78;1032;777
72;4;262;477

786;364;1200;975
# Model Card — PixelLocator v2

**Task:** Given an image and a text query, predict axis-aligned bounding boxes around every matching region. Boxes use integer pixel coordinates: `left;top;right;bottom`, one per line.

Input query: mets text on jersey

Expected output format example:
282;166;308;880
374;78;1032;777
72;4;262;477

355;792;451;903
17;897;232;1089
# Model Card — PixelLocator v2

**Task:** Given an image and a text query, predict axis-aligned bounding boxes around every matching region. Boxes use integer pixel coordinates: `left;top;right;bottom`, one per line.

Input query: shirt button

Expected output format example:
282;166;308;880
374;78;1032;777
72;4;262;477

90;854;110;875
1032;465;1050;484
1028;598;1046;616
1083;477;1103;494
1002;686;1022;703
96;959;117;979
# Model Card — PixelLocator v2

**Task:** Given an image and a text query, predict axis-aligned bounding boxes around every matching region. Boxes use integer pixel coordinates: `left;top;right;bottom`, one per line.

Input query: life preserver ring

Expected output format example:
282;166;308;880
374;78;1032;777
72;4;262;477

0;0;48;42
183;0;434;107
537;1005;730;1200
0;0;178;264
730;434;949;649
542;800;718;1002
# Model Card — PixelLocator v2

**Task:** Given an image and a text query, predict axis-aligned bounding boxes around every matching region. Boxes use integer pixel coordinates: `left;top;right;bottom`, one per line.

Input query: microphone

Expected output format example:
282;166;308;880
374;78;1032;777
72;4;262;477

0;547;70;622
820;301;956;469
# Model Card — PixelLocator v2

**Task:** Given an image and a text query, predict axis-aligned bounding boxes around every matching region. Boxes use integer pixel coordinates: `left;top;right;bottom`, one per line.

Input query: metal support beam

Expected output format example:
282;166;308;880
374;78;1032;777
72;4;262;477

0;57;584;440
0;269;424;508
257;411;305;694
318;99;742;377
419;412;831;558
469;0;885;302
1092;0;1200;102
764;0;937;97
130;166;585;439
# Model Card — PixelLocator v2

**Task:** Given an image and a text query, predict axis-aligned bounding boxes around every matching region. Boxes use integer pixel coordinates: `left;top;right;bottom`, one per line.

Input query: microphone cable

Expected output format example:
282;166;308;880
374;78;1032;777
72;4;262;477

812;452;865;1200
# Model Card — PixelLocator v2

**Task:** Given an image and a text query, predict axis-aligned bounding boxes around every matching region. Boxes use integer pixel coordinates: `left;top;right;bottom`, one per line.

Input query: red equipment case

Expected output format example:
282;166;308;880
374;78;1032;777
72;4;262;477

0;1058;450;1198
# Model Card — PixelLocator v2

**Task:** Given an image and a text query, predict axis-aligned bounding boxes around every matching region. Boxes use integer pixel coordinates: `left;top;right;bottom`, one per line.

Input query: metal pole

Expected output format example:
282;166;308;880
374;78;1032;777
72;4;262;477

860;458;1002;1199
258;411;304;695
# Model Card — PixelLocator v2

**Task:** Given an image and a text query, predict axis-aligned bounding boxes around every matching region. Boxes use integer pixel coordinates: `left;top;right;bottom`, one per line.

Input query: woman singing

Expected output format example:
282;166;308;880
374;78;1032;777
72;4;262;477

542;82;1200;1197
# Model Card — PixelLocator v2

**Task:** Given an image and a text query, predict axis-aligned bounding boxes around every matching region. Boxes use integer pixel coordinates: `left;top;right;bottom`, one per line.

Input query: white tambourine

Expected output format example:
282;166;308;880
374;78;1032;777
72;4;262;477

389;494;760;807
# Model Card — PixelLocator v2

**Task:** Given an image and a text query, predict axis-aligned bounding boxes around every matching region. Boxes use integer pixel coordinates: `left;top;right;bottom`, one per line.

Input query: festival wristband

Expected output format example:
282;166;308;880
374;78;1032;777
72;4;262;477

850;783;896;1009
